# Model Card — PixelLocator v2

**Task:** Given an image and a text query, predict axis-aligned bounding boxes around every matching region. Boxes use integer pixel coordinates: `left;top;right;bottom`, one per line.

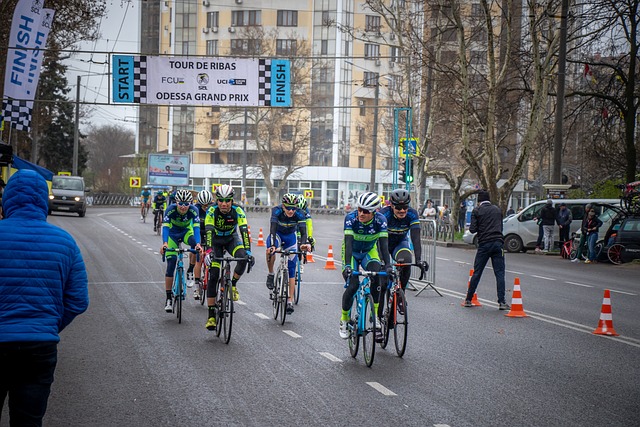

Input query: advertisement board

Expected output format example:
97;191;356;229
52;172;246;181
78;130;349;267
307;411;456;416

148;154;190;187
112;55;291;107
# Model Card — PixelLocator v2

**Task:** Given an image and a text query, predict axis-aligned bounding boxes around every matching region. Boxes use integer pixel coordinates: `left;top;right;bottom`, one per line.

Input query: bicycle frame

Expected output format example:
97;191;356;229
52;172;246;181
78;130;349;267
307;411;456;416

270;248;305;324
163;246;198;324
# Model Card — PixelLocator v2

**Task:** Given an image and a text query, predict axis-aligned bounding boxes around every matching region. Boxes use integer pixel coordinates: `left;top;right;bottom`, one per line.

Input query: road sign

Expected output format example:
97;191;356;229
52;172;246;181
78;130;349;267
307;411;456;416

58;171;71;176
130;177;141;188
399;138;419;156
303;190;313;199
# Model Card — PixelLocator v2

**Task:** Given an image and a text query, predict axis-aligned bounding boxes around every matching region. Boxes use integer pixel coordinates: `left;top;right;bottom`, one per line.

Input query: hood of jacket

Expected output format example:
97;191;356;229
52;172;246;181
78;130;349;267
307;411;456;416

3;169;49;220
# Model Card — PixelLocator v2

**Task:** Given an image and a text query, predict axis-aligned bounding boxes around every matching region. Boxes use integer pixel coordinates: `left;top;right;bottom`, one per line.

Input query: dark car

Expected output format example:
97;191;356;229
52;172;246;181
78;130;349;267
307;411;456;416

607;216;640;264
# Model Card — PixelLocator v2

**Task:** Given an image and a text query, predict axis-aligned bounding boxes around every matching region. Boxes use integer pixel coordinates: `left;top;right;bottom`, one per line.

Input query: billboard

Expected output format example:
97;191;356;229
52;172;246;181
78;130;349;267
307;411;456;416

112;56;291;107
148;154;190;187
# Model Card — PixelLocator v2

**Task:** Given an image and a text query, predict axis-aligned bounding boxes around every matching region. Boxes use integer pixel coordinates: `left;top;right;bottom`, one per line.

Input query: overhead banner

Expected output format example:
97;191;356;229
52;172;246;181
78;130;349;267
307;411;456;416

147;154;190;187
112;55;291;107
2;0;55;132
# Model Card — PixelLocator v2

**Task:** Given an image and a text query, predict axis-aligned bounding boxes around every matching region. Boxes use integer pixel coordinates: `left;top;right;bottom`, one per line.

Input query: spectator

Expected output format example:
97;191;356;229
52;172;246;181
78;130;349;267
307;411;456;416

254;196;261;206
441;204;451;224
422;199;437;220
458;201;467;232
506;206;515;216
584;210;603;264
463;190;509;310
539;199;556;252
556;202;572;245
572;203;593;263
0;169;89;425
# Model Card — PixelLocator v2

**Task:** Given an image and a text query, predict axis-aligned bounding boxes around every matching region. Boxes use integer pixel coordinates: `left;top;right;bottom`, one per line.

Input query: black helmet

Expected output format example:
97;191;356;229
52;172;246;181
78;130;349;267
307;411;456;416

390;188;411;205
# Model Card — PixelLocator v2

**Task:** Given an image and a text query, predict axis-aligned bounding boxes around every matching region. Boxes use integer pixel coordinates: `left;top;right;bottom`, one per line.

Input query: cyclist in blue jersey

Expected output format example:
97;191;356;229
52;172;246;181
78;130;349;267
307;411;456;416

140;186;152;220
160;189;203;312
265;193;311;315
378;189;429;313
339;192;392;340
190;189;214;299
152;190;167;232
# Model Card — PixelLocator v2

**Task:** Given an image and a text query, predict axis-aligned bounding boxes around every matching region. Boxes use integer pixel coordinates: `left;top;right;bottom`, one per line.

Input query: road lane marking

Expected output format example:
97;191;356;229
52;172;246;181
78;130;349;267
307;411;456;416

366;382;397;396
236;300;247;305
436;257;450;261
565;281;593;288
506;270;524;275
319;352;342;362
454;260;468;264
254;313;269;319
609;289;637;296
283;330;301;338
531;275;556;281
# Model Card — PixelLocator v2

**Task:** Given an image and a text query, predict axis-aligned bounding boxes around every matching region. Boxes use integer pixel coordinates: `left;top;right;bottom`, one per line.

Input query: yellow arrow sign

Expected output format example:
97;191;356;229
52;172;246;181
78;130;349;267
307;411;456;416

130;177;141;188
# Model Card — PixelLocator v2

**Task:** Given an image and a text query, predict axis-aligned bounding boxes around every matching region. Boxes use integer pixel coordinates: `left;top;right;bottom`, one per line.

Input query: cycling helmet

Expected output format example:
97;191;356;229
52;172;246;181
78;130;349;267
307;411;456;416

156;190;163;196
298;196;308;210
175;189;193;204
197;190;213;205
215;184;235;199
357;192;381;212
390;188;411;205
282;193;298;206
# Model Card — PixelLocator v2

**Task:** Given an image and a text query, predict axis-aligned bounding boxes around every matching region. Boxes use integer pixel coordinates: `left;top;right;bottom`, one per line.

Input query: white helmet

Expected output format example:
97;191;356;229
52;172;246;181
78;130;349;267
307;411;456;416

215;184;235;199
356;192;381;212
175;189;193;204
197;190;213;205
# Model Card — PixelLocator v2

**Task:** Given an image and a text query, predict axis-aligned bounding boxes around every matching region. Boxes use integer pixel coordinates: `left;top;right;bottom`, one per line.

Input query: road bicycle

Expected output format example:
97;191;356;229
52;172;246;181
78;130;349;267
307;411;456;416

153;208;164;236
210;254;252;344
163;246;198;324
345;270;387;367
270;248;305;325
380;263;422;358
294;251;307;305
195;248;209;306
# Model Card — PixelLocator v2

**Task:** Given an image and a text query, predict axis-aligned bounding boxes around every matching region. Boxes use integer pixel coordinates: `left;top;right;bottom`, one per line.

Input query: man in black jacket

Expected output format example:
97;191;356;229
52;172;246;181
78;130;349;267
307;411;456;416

464;190;509;310
539;199;557;252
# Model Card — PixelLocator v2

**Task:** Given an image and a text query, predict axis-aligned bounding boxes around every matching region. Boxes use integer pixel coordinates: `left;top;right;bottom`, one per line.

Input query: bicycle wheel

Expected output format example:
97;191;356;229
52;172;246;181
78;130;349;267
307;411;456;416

279;270;288;325
272;268;283;320
222;279;233;344
294;263;301;305
215;278;224;337
175;273;183;324
608;243;624;265
362;293;376;367
380;290;391;350
393;288;408;357
199;268;207;306
348;296;359;358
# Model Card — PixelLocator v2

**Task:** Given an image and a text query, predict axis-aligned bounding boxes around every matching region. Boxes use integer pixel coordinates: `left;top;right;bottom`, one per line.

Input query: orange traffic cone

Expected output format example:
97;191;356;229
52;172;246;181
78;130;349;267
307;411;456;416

306;251;315;263
505;277;528;317
247;225;252;241
461;269;482;306
593;289;619;336
324;245;337;270
257;228;265;247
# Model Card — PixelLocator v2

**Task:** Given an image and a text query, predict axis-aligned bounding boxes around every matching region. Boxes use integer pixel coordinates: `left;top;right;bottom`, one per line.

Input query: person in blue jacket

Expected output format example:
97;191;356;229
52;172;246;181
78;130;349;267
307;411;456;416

0;169;89;426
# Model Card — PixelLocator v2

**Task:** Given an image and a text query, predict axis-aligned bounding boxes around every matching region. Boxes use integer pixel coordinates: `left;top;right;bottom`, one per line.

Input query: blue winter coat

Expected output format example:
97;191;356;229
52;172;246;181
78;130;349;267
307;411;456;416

0;169;89;343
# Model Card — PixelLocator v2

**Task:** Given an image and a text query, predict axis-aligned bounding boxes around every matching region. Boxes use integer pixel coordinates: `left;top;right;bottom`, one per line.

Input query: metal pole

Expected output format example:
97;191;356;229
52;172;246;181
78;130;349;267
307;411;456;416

370;79;380;192
242;107;248;203
73;75;80;175
552;0;569;184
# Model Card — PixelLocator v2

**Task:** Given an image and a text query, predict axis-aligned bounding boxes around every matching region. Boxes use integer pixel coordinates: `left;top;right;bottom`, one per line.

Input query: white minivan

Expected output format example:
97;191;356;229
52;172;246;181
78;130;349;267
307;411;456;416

502;199;619;252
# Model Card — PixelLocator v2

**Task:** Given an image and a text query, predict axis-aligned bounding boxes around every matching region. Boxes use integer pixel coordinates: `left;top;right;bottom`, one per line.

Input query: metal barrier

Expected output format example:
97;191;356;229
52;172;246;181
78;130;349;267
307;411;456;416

409;219;441;296
88;194;136;206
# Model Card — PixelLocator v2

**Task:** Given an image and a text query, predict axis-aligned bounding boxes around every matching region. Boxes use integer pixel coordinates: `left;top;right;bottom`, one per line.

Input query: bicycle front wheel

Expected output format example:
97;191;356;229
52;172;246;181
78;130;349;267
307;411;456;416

272;269;283;320
279;270;288;325
380;290;391;350
215;278;224;337
222;279;233;344
294;265;301;305
362;293;376;367
393;288;408;357
175;274;183;324
348;296;359;358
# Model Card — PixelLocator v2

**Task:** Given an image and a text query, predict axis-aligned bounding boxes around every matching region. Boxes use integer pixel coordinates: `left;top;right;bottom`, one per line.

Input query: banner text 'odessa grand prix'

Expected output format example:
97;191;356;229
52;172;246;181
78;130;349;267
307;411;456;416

111;56;291;107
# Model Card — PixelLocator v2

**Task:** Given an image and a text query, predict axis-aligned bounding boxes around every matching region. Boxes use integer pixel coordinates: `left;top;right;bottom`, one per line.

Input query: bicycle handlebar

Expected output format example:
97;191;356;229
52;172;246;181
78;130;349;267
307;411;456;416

162;247;200;263
392;262;427;281
211;255;254;274
268;248;308;264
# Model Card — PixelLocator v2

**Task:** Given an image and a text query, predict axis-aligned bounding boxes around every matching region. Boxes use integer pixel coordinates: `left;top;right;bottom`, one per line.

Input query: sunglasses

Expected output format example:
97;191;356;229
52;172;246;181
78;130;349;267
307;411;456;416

217;198;233;203
177;202;190;207
284;205;297;211
357;207;374;214
393;204;409;211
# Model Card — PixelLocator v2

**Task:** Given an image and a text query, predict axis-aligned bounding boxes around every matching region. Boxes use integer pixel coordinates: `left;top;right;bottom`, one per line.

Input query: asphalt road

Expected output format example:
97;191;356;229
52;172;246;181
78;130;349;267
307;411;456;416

5;207;638;427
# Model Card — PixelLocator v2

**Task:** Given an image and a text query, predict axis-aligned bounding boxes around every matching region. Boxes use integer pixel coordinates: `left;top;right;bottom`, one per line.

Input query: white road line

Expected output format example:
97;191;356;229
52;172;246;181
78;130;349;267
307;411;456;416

147;247;154;251
319;352;342;362
254;313;270;320
506;270;524;275
436;257;450;261
564;281;593;288
530;274;556;281
609;289;637;296
366;382;397;396
236;300;247;305
434;424;452;427
283;330;301;338
454;260;468;264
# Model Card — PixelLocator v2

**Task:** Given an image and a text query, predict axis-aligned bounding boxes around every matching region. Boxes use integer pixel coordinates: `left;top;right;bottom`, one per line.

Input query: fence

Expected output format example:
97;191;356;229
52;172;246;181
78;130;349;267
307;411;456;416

408;219;442;297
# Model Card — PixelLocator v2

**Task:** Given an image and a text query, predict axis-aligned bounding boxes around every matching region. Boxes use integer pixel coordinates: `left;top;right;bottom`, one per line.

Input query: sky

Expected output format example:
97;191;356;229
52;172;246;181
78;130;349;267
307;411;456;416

64;0;140;133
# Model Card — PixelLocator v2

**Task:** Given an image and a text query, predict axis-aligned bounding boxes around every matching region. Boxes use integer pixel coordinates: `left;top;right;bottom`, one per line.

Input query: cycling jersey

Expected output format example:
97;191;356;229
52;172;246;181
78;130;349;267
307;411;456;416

204;204;251;250
141;189;151;202
162;203;201;244
379;205;421;248
343;210;388;254
298;206;314;239
269;206;308;243
152;194;167;211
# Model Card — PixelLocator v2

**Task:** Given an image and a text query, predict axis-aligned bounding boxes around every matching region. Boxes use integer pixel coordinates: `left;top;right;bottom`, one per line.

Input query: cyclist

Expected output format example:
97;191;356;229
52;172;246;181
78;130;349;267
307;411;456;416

160;189;203;313
151;190;167;232
297;196;316;251
140;186;152;220
378;189;429;313
191;189;214;299
203;184;254;330
339;192;392;340
265;193;311;315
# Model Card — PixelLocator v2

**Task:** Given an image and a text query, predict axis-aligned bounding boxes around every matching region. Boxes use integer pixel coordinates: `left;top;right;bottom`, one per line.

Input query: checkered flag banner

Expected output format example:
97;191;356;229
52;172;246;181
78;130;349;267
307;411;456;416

133;56;147;104
2;98;33;132
258;59;272;106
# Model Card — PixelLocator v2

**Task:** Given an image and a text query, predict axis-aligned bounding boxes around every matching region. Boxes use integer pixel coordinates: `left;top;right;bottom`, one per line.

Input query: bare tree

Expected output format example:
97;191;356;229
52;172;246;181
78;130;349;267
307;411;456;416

84;124;134;192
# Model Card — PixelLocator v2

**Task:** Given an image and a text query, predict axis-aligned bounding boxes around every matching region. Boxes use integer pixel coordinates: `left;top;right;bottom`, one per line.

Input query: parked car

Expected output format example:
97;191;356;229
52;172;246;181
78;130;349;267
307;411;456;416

462;214;515;247
48;175;89;217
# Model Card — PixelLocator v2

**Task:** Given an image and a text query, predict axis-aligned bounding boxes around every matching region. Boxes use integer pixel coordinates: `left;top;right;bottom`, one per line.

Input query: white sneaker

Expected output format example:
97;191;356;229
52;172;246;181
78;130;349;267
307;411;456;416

193;289;200;300
140;216;144;221
571;258;579;263
186;272;194;288
339;320;349;339
374;317;381;330
164;299;173;313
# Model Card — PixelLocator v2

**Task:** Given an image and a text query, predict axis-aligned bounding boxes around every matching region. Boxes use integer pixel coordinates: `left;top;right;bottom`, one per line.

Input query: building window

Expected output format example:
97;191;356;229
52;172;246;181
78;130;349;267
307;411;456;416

277;10;298;27
230;39;261;55
470;50;487;66
321;39;328;55
359;100;366;116
206;11;219;28
276;39;297;56
231;10;261;27
390;46;401;63
471;3;483;16
281;125;294;141
206;40;218;56
228;124;253;140
210;124;219;140
344;40;350;56
364;43;380;59
358;156;365;168
365;15;381;32
322;11;331;25
363;72;379;87
358;128;365;144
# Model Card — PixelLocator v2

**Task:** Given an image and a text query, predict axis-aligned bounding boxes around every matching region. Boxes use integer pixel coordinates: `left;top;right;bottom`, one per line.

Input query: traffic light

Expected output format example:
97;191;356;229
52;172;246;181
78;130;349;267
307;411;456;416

399;170;406;182
406;160;414;183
